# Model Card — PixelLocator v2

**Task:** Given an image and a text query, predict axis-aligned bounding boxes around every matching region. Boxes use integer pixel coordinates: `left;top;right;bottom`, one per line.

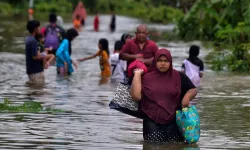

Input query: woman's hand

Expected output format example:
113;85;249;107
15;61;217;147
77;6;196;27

133;68;144;75
72;60;78;70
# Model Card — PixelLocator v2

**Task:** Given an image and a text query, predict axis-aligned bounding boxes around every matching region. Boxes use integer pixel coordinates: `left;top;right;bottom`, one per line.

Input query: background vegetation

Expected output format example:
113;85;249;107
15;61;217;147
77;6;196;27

0;0;188;23
177;0;250;73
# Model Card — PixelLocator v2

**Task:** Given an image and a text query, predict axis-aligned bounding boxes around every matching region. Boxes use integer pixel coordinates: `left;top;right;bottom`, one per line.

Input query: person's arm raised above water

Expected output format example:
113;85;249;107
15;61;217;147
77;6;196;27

130;69;144;101
119;41;142;61
77;51;99;62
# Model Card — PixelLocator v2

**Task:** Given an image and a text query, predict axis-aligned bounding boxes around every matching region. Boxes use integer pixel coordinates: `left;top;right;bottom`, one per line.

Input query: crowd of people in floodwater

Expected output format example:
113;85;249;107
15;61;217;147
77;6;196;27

25;1;204;143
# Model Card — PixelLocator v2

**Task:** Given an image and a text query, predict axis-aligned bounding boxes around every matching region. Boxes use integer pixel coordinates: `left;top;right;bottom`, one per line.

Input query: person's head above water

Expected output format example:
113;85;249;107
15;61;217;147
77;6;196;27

189;45;200;58
135;24;148;43
65;28;79;41
121;33;133;44
26;20;40;34
49;13;57;23
98;38;110;56
114;40;123;52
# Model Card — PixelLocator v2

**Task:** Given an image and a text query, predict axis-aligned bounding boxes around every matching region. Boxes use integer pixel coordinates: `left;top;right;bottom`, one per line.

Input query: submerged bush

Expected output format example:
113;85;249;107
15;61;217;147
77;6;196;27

0;98;72;113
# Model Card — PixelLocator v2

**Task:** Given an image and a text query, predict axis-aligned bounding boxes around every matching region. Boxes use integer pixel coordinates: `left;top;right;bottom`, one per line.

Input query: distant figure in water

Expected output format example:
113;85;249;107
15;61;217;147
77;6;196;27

109;10;116;32
73;14;82;31
110;41;127;82
93;12;99;32
181;45;204;87
56;15;64;27
78;38;111;78
72;1;87;26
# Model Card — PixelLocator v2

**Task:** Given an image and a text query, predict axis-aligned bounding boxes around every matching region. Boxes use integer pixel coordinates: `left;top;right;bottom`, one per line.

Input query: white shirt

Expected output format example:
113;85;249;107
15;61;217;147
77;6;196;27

183;59;201;87
109;53;127;82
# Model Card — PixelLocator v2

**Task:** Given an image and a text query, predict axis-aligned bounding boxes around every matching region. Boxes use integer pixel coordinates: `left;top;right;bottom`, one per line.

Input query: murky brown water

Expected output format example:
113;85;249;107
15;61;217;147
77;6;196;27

0;15;249;150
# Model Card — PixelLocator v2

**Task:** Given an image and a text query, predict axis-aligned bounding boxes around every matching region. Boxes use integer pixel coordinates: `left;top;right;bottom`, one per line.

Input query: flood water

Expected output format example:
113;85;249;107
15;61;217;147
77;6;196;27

0;15;249;150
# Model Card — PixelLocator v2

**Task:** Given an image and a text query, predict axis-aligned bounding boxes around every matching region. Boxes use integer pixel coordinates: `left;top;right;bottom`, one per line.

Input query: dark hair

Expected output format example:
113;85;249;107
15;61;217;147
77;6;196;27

26;20;40;34
49;13;57;23
65;28;79;42
99;38;109;56
35;33;43;41
189;45;200;58
65;28;79;55
76;14;80;20
120;33;132;44
114;41;123;51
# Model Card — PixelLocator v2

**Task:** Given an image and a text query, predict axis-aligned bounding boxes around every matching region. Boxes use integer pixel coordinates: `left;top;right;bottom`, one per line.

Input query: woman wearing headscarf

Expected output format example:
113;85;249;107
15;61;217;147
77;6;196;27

56;28;79;76
130;49;197;142
72;1;87;26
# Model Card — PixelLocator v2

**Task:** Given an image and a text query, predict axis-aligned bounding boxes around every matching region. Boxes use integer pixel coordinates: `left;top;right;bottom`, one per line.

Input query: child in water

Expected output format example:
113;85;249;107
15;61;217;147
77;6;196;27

73;15;82;32
110;41;127;82
181;45;204;87
35;33;55;69
78;38;111;78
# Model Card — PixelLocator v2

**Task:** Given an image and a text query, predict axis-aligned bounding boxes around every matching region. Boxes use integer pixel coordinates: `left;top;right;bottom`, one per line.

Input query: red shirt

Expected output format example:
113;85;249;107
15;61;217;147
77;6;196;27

120;39;158;67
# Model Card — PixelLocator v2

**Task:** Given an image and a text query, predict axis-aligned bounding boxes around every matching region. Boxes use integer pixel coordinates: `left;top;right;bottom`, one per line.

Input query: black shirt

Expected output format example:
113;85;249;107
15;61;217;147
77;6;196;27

179;71;196;107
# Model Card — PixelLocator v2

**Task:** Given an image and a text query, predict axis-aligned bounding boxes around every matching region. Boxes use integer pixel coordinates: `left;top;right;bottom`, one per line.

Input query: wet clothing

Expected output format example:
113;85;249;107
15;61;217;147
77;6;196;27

25;36;43;75
73;19;81;29
96;50;111;77
140;49;195;142
110;14;116;32
110;53;126;82
181;57;204;87
143;113;183;142
72;2;87;22
56;39;74;74
120;39;158;69
37;42;45;52
142;71;195;143
44;24;65;55
93;15;99;31
28;72;45;84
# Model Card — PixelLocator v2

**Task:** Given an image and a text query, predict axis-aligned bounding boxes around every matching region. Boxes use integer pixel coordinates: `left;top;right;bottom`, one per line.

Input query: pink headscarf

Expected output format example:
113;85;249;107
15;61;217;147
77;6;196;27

127;60;148;78
72;1;87;20
141;49;181;124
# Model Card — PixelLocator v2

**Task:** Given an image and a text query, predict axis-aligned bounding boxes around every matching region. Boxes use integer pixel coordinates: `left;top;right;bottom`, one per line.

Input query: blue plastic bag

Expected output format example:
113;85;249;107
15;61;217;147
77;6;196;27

176;105;200;144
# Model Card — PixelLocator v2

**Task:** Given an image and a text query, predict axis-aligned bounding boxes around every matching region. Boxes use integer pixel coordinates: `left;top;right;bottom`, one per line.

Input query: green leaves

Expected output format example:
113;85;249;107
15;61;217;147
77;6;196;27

0;98;72;113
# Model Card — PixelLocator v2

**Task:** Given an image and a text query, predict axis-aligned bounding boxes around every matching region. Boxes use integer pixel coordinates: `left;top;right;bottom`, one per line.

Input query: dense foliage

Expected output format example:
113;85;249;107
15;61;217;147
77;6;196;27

177;0;250;73
0;0;184;23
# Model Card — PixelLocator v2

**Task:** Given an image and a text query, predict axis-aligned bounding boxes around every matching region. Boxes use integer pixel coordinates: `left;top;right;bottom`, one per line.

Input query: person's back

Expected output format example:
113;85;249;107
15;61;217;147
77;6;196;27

44;13;65;54
182;45;204;87
110;41;127;82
